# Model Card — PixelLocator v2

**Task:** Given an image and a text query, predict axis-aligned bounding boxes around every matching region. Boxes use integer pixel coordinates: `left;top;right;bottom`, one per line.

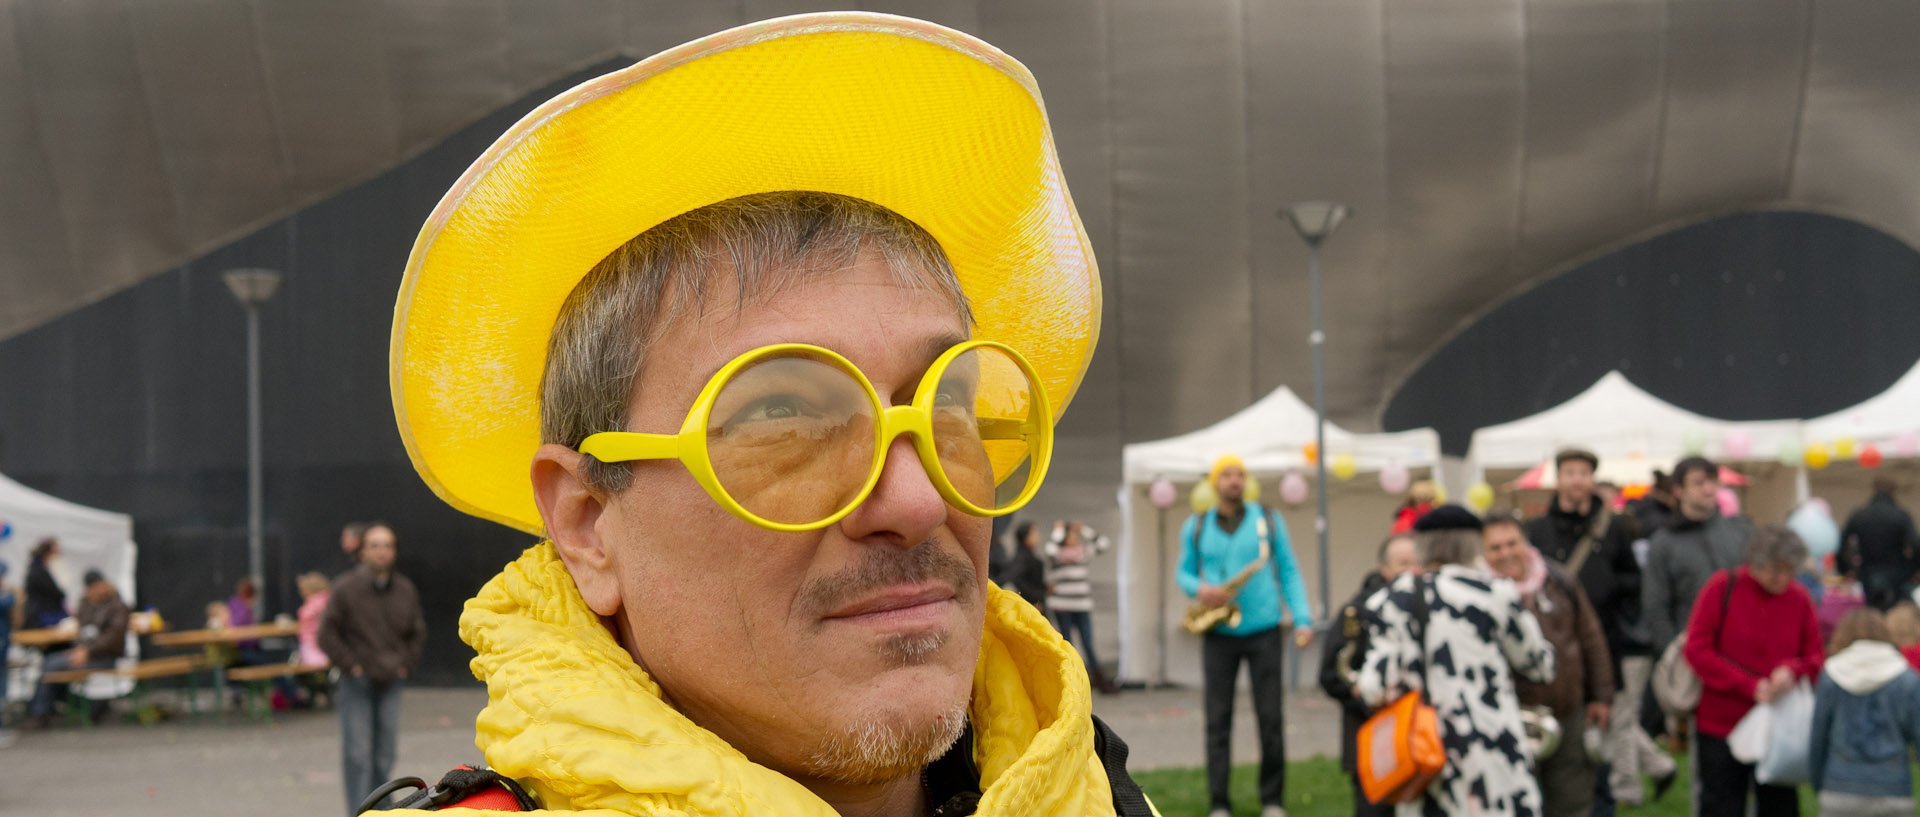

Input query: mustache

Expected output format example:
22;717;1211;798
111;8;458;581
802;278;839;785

797;540;979;622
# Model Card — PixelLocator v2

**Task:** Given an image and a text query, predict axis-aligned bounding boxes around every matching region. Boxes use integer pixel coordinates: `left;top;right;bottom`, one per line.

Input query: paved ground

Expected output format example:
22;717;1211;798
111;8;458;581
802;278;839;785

1;682;1344;816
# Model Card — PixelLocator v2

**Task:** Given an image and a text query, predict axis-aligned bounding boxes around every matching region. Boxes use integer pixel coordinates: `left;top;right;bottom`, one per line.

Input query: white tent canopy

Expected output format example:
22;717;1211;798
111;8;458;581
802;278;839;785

0;472;138;618
1805;358;1920;446
1468;371;1804;476
1116;386;1442;686
1123;385;1442;482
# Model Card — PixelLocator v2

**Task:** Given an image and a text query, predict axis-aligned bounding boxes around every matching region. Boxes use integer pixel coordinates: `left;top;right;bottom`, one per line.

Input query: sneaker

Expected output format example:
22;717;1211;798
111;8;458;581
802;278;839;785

1260;807;1288;817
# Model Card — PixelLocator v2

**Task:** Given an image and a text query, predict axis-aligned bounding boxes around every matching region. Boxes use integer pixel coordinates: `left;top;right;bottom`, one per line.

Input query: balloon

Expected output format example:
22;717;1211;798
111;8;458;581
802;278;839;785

0;519;9;541
1805;443;1832;470
1681;428;1709;456
1835;437;1858;460
1432;481;1449;505
1302;442;1319;465
1245;476;1263;503
1280;472;1310;505
1466;482;1495;512
1716;487;1742;517
1148;477;1178;509
1897;430;1920;459
1777;439;1803;467
1860;444;1884;469
1806;497;1832;517
1189;480;1217;513
1721;430;1752;461
1331;453;1357;481
1788;502;1841;559
1379;461;1411;495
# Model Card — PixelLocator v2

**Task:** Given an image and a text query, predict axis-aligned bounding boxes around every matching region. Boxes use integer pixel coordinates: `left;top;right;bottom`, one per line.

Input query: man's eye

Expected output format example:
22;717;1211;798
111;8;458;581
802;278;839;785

730;395;818;424
934;380;975;408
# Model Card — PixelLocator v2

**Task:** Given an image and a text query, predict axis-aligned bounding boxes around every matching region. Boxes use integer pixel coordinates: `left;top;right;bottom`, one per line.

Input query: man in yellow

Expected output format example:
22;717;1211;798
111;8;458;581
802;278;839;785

385;12;1152;817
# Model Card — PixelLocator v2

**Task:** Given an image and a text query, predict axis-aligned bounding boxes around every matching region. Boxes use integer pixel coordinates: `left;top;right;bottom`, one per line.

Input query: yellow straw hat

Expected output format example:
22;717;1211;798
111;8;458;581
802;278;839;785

390;13;1101;535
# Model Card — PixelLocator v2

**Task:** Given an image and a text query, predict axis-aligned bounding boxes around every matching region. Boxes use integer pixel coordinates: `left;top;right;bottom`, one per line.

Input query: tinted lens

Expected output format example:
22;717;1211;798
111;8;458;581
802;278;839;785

706;354;879;525
930;346;1042;512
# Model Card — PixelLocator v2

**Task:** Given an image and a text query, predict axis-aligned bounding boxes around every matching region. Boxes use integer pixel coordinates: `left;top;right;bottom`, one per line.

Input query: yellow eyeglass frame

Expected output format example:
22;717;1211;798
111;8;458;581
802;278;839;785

578;340;1054;532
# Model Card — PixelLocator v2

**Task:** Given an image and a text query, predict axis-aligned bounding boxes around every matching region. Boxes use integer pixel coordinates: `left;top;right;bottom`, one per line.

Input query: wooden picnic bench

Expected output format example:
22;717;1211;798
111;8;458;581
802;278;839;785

226;661;330;718
41;654;210;726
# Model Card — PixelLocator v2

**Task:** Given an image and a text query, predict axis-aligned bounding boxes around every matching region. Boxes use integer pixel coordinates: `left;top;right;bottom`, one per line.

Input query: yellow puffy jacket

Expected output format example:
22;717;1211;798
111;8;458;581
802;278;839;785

384;544;1152;816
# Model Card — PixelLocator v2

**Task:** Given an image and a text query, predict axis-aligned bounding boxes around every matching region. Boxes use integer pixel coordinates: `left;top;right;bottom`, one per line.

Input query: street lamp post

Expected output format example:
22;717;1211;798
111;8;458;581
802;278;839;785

223;268;282;620
1283;202;1349;623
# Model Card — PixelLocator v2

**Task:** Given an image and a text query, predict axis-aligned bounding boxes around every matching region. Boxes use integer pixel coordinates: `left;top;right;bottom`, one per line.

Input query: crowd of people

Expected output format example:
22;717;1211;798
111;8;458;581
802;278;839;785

1284;449;1920;817
0;522;424;813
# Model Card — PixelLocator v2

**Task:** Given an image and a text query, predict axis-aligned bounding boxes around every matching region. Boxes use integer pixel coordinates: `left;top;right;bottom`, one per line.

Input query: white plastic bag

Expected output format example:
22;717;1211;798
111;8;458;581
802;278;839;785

1727;698;1772;763
1755;682;1814;785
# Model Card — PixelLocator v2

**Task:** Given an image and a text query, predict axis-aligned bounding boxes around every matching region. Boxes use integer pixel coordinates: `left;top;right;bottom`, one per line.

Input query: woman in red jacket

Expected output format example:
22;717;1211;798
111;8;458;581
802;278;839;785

1684;524;1826;817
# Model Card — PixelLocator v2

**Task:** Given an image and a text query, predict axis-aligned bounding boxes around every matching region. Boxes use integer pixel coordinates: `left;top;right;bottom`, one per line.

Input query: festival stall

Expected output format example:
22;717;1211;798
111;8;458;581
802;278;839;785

1802;359;1920;519
1465;372;1805;522
0;471;137;604
1116;385;1442;686
0;471;140;702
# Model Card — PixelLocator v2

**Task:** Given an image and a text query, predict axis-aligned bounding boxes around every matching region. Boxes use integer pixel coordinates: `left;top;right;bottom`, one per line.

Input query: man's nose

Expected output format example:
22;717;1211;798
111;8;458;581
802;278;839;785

838;436;946;548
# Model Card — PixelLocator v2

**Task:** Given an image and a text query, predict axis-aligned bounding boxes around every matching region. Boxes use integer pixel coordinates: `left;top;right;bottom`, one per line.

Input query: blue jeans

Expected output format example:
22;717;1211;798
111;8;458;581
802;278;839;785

28;650;116;718
338;676;403;814
1051;609;1101;671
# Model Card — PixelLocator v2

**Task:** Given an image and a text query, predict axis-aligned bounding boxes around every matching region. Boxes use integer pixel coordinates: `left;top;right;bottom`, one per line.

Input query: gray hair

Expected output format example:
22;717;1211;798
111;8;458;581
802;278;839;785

1746;523;1810;569
540;191;972;493
1418;528;1482;568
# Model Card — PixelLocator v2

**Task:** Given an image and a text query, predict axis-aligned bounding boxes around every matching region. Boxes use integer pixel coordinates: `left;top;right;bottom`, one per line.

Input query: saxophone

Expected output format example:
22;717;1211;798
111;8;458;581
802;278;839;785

1182;516;1274;634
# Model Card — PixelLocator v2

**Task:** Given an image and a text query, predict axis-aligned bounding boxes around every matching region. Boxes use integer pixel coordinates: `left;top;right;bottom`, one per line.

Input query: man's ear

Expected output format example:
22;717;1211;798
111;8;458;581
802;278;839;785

532;444;622;616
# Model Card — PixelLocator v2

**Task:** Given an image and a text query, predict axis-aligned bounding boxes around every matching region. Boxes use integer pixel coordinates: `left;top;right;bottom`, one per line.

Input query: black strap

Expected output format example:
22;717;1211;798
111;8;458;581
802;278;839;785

1092;714;1156;817
1410;575;1432;702
1186;509;1209;580
363;766;537;812
1708;568;1759;675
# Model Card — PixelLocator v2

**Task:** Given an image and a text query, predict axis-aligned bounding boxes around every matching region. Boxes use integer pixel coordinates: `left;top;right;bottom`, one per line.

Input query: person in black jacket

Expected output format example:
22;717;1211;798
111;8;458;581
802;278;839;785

1840;476;1920;610
1521;450;1645;670
1004;520;1048;611
1318;533;1420;817
23;538;67;628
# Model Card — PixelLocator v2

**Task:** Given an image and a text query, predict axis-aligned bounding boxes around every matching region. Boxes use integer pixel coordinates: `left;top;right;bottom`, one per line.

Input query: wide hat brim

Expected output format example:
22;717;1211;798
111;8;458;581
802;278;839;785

390;13;1101;535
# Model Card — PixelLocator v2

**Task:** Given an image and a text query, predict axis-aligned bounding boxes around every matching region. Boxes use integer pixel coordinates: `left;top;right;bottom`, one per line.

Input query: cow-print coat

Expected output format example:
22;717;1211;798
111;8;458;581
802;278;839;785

1358;564;1556;817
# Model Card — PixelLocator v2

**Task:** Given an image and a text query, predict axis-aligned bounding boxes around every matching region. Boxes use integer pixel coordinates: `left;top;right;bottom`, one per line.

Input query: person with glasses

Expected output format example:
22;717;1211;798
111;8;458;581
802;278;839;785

384;13;1150;817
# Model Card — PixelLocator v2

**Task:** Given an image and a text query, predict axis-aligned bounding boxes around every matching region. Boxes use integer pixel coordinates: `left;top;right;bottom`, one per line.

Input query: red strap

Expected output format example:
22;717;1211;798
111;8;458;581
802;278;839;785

442;787;524;811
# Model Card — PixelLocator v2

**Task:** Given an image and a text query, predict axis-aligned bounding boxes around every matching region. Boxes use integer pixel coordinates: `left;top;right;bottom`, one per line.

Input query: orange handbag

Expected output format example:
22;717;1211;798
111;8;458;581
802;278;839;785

1355;577;1446;805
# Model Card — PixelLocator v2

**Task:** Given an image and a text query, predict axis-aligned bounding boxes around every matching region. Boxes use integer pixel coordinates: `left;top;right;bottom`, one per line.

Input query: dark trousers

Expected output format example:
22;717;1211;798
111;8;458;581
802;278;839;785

28;651;117;717
1203;627;1287;809
1695;732;1798;817
1348;771;1395;817
1051;609;1101;671
339;676;404;814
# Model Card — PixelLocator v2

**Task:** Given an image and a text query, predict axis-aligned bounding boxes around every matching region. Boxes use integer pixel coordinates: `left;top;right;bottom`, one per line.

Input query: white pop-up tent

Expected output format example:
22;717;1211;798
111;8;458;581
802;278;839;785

1117;386;1442;686
1806;359;1920;449
0;471;138;615
1802;359;1920;518
1467;371;1807;521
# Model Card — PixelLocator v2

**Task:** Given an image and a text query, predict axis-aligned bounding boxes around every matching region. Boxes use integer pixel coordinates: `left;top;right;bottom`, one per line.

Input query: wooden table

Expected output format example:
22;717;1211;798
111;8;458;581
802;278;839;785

11;626;79;648
150;622;301;715
150;622;298;647
12;613;168;648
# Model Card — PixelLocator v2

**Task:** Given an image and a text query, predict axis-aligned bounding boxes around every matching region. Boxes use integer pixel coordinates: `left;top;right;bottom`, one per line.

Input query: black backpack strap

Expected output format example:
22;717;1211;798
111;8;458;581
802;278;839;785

1091;714;1155;817
363;766;536;812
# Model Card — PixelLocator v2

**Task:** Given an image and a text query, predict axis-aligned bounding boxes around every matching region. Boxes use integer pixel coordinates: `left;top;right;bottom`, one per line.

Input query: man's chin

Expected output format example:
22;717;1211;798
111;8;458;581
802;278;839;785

799;699;969;786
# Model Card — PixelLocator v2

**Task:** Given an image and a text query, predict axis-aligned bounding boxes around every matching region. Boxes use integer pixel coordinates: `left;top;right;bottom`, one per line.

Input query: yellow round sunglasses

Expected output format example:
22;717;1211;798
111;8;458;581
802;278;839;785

579;339;1053;531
